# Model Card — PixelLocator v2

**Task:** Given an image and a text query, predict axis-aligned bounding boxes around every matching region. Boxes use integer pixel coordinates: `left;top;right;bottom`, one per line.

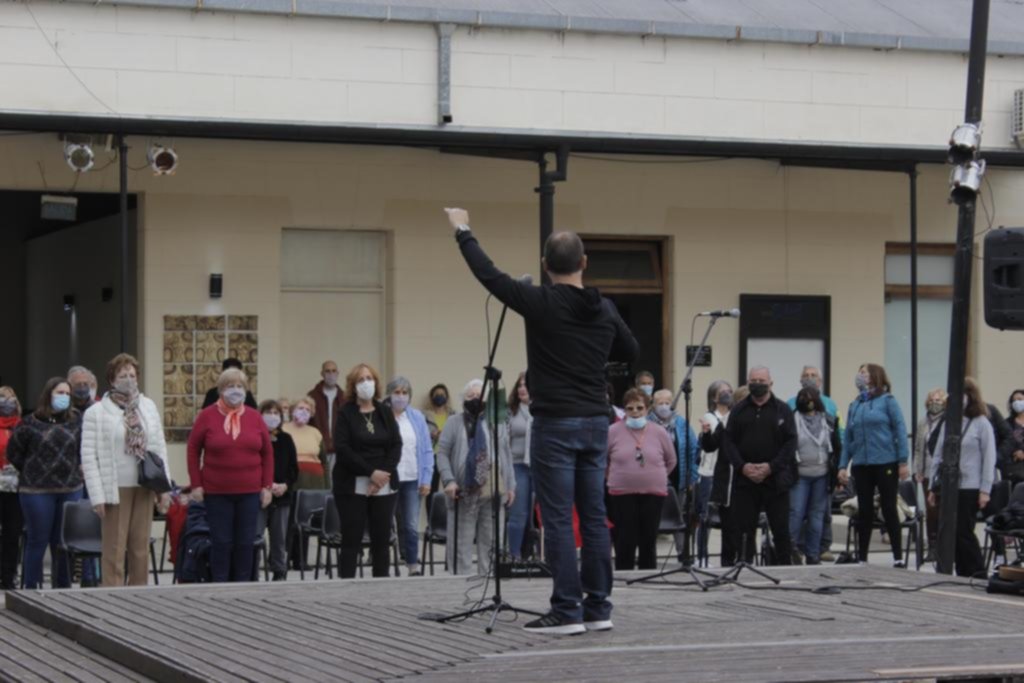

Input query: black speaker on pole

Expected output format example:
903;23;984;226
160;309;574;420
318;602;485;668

984;227;1024;330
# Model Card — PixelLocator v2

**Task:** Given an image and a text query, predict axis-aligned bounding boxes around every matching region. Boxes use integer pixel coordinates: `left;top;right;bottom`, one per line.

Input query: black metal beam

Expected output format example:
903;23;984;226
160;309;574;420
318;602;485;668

118;134;129;353
3;112;1024;168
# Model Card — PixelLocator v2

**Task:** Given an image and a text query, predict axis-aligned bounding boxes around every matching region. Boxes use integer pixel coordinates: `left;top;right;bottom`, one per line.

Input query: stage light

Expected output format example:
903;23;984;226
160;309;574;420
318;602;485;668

148;145;178;175
948;122;982;164
64;142;94;172
950;159;985;205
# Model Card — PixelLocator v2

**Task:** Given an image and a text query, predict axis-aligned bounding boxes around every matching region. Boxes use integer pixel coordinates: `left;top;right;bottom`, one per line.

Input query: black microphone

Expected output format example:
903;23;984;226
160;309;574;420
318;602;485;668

698;308;740;318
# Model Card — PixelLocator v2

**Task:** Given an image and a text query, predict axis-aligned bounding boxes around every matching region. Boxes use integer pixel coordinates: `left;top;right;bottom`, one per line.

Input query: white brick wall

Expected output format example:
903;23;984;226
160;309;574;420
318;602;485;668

0;1;1022;147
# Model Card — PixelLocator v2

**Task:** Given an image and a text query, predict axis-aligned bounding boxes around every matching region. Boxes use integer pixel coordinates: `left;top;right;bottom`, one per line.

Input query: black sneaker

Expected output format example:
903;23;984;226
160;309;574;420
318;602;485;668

892;559;907;569
522;613;585;635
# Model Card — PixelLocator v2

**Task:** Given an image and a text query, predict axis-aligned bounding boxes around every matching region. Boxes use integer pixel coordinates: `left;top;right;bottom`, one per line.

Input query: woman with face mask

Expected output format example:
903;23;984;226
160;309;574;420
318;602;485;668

1002;389;1024;486
838;363;909;567
606;388;676;570
788;387;842;565
283;397;328;491
259;400;298;581
79;354;170;587
187;367;273;582
694;380;732;566
386;376;434;576
0;386;22;589
333;363;402;578
6;378;83;588
435;379;516;576
505;372;534;562
913;388;947;556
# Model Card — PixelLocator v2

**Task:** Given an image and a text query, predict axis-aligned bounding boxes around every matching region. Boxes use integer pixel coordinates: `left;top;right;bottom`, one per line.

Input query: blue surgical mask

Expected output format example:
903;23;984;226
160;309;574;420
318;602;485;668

51;394;71;412
263;413;282;431
640;385;654;397
854;374;869;392
653;404;673;420
222;387;246;407
626;416;647;430
390;394;409;412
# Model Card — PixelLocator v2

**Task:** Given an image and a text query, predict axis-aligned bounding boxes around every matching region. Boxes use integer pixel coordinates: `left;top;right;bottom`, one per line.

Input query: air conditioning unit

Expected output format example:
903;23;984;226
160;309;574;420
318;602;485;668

1014;89;1024;148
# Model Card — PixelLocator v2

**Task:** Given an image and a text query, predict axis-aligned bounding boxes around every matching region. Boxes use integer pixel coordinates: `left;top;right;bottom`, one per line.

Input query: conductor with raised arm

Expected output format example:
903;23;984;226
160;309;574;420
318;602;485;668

446;208;639;635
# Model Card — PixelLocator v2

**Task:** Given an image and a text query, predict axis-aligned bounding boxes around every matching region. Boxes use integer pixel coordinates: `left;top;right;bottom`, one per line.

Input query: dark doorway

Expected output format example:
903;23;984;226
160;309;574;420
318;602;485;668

582;238;666;407
0;190;138;402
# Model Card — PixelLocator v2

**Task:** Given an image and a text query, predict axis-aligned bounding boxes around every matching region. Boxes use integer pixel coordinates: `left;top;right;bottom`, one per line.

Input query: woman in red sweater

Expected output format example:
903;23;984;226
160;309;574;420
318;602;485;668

188;368;273;582
0;386;22;589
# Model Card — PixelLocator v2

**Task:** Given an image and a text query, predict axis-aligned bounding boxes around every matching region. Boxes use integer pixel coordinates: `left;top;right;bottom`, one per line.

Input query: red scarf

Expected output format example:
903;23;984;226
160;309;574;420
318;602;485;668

217;399;245;440
0;415;20;469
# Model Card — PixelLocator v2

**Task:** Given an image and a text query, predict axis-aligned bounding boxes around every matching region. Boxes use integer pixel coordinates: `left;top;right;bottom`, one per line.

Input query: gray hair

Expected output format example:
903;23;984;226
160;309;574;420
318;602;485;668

217;367;249;393
67;366;96;384
748;365;772;381
462;379;484;400
386;376;412;397
707;379;733;412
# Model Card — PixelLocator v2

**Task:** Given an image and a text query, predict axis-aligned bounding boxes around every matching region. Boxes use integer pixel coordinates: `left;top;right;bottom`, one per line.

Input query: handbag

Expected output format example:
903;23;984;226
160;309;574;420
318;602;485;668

138;450;172;493
0;465;18;493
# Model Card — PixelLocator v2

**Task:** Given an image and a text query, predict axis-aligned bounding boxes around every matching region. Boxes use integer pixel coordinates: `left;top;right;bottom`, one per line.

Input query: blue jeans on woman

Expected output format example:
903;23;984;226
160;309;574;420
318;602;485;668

531;415;612;624
396;480;421;568
789;475;828;563
507;463;533;560
20;489;83;589
205;493;261;582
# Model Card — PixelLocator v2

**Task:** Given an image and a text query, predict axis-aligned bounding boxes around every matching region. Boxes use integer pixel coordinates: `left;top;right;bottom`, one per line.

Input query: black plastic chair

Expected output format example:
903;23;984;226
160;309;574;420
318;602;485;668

844;479;922;567
984;481;1024;568
293;489;329;580
60;500;102;587
315;494;342;580
656;488;687;561
420;492;448;576
981;479;1012;566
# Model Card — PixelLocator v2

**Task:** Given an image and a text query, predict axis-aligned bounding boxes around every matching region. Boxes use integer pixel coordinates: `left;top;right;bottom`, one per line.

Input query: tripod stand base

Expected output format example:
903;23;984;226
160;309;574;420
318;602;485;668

625;564;722;591
422;596;545;634
705;561;782;587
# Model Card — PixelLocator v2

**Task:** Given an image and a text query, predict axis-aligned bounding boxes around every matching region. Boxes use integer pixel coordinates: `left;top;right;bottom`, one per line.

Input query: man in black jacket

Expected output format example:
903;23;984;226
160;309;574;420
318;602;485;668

446;208;639;635
720;366;797;565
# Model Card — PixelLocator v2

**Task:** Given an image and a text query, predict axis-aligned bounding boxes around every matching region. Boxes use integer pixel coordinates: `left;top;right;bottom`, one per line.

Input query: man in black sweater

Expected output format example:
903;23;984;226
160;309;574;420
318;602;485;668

720;366;797;566
446;208;638;635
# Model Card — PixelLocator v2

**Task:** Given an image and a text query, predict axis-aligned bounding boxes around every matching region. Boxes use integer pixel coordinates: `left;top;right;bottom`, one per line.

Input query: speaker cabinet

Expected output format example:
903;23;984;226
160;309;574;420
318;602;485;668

984;228;1024;330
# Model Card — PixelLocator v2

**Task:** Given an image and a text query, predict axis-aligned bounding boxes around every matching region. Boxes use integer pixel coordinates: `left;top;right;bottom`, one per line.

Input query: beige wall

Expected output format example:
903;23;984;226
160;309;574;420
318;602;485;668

2;2;1023;149
1;134;1023;481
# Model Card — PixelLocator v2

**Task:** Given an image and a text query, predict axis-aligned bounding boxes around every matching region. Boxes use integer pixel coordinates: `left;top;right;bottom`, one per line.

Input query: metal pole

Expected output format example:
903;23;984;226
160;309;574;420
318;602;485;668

118;134;129;353
535;146;569;286
909;168;919;457
937;0;990;576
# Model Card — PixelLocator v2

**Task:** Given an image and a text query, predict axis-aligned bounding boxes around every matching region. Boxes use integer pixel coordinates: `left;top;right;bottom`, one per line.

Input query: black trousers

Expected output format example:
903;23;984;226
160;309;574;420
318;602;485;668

336;493;397;578
852;464;902;561
609;494;664;571
954;488;984;578
0;492;21;588
730;483;791;565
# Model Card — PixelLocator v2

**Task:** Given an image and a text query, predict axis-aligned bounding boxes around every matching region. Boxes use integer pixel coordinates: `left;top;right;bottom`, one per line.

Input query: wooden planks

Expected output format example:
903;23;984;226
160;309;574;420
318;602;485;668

6;566;1024;683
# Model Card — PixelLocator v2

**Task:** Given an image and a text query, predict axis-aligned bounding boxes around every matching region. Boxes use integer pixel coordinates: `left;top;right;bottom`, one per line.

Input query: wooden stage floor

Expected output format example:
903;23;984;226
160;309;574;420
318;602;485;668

3;565;1024;683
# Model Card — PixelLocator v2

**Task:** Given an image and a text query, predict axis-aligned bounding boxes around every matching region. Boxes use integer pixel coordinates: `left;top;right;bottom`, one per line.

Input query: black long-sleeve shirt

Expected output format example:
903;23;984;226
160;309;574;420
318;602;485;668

333;401;402;494
720;395;798;491
270;429;299;506
457;231;639;418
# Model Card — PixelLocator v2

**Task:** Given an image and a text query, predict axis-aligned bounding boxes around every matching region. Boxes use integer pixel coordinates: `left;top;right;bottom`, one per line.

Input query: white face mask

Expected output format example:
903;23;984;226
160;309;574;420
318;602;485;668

356;380;376;401
263;413;282;430
1013;399;1024;415
222;387;246;407
653;404;672;420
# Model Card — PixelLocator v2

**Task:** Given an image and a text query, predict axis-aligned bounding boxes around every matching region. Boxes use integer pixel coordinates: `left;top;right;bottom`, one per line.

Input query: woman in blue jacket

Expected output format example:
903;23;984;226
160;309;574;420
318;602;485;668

387;376;435;576
838;363;909;567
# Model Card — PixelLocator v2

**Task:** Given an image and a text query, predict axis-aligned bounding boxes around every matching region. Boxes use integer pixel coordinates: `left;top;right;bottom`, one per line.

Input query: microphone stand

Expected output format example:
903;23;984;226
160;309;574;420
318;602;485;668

426;295;543;632
627;315;725;590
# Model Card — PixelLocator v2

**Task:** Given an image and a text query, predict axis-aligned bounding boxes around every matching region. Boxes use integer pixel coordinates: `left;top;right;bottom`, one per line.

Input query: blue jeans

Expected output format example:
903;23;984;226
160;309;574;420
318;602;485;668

206;493;261;582
694;475;714;564
507;463;533;560
531;415;612;623
396;480;421;567
789;475;828;562
20;489;83;589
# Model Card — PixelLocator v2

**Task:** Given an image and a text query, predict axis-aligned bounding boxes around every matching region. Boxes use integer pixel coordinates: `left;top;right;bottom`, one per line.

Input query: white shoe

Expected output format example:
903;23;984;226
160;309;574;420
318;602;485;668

584;619;613;632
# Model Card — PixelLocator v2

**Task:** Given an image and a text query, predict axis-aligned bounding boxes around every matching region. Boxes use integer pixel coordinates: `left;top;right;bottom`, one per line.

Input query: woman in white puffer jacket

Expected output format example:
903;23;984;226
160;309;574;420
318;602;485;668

81;353;171;587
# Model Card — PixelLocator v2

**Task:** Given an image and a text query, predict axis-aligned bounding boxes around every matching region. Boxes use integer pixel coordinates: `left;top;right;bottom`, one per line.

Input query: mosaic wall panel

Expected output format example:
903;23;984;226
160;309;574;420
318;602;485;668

162;315;259;443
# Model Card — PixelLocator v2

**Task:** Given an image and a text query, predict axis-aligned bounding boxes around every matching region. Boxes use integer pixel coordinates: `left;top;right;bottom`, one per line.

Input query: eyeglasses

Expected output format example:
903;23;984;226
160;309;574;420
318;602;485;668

635;448;645;467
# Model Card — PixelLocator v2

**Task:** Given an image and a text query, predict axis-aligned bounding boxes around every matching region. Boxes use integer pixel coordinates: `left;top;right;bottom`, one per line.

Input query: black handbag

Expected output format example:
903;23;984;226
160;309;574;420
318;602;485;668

138;450;172;493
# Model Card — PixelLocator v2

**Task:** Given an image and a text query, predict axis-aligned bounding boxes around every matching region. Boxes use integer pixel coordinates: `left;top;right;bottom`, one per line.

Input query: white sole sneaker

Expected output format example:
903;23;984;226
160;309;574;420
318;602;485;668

584;620;613;632
522;622;586;636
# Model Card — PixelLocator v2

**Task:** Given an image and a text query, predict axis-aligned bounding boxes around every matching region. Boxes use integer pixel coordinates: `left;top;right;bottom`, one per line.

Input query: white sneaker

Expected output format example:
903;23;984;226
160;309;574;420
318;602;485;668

584;619;613;632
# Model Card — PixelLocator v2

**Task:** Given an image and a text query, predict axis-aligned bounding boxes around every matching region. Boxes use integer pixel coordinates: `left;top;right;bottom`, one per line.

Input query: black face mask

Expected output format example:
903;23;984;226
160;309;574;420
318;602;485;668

463;397;483;416
72;386;92;404
431;394;448;407
748;383;770;399
798;400;814;413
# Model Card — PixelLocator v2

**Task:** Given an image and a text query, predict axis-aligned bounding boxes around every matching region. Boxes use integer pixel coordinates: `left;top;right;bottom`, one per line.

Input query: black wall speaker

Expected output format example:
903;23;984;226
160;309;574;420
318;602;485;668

209;273;223;299
984;228;1024;330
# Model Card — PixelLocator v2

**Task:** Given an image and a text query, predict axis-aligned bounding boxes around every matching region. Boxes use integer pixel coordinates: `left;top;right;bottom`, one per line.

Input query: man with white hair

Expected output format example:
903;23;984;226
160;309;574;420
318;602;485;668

67;365;98;411
720;366;798;565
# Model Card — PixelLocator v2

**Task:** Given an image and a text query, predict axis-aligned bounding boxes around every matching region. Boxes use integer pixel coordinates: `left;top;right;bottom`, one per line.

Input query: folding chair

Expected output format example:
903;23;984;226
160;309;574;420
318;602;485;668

315;494;343;579
984;481;1024;568
420;491;449;575
293;489;329;580
656;488;687;561
60;500;102;588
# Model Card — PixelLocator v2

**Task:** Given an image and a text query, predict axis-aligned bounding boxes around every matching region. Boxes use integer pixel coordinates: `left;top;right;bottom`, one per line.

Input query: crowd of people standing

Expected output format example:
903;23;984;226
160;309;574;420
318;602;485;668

0;350;1020;589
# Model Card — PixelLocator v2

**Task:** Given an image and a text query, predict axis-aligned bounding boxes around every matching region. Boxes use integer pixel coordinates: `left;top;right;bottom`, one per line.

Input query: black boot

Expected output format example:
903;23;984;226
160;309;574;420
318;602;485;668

272;571;287;581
